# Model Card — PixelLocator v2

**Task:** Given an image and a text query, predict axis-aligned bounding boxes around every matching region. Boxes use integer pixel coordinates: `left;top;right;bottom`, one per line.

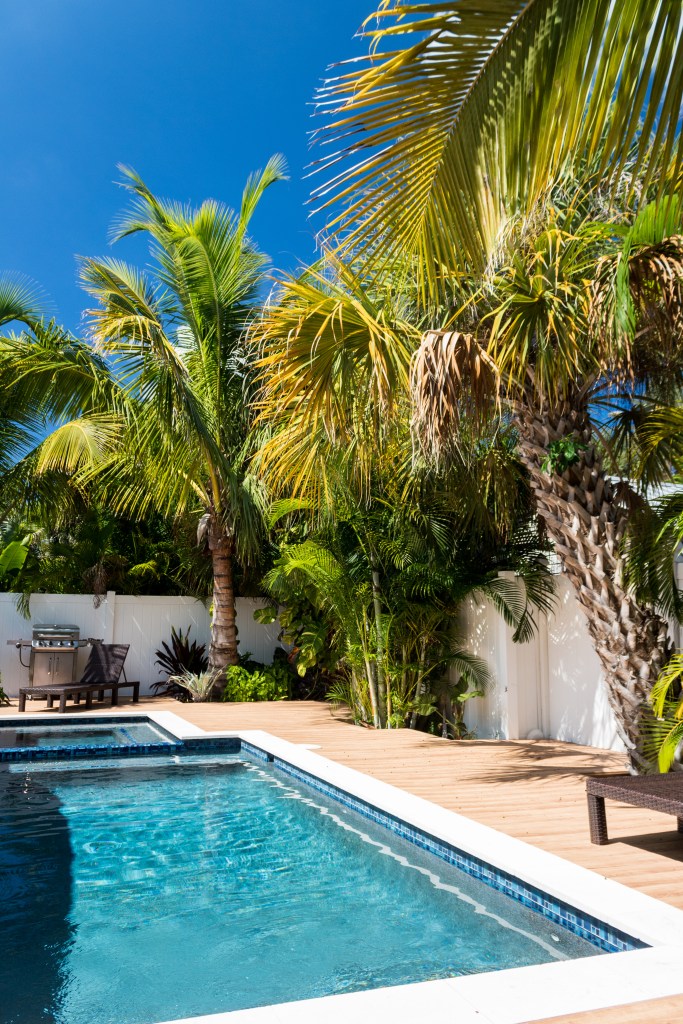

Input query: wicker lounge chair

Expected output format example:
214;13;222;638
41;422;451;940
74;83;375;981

586;773;683;844
18;643;140;713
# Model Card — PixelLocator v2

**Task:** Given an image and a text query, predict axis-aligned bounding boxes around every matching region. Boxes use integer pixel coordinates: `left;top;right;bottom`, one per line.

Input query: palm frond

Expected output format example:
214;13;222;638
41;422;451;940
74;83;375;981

313;1;683;300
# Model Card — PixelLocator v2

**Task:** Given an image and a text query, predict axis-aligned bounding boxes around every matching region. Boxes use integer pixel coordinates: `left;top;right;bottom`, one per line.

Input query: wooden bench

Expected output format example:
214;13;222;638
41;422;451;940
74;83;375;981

18;680;140;713
586;773;683;844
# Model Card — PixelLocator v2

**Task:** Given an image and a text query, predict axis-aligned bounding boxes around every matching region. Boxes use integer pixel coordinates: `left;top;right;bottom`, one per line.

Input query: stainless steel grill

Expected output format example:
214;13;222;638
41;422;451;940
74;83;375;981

12;624;82;687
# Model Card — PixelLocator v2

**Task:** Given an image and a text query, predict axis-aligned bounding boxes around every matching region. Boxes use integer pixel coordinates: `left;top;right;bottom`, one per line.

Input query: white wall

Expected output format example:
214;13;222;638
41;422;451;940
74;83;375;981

460;575;625;752
545;577;621;750
457;596;509;739
0;592;283;697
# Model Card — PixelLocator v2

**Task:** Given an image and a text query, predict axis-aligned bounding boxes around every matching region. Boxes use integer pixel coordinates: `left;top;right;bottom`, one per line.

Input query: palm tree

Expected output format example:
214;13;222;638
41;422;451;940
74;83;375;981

36;158;287;680
409;205;683;768
256;269;556;729
299;6;683;768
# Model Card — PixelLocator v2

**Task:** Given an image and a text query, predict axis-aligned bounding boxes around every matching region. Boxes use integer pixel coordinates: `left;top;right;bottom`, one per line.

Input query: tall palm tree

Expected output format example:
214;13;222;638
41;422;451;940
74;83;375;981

37;158;287;679
413;205;683;768
298;5;683;768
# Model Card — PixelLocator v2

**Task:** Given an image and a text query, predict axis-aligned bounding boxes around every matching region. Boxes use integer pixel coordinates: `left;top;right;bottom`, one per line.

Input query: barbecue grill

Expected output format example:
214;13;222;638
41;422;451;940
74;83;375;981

9;624;96;688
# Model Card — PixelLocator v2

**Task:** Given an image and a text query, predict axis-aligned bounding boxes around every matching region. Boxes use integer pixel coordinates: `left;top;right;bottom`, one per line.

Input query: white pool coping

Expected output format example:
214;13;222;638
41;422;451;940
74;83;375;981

5;708;683;1023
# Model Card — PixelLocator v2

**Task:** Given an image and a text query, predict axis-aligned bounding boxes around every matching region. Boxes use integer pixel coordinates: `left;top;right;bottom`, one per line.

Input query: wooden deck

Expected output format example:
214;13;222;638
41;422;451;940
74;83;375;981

3;697;682;1023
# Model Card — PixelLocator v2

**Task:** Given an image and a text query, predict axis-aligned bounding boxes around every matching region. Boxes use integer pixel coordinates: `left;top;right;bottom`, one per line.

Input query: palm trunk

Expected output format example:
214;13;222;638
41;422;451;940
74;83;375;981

207;520;239;697
409;639;428;728
370;553;388;727
513;398;672;771
364;654;381;727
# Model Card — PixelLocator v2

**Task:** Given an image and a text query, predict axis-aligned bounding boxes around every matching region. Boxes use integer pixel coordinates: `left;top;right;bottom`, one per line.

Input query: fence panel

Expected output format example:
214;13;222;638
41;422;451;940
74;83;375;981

0;592;283;697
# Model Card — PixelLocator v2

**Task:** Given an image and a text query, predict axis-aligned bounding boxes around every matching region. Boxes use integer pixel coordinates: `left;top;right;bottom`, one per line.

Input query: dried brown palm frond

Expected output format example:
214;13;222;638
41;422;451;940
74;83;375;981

410;330;499;457
590;198;683;381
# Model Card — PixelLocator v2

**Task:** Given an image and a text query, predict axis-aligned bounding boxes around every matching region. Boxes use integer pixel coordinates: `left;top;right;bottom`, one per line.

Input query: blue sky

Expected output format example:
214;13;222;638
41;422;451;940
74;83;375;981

0;0;372;332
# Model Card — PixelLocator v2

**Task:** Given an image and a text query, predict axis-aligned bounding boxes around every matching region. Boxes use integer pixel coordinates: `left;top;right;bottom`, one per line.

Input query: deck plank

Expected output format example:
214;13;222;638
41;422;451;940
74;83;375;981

3;696;682;1024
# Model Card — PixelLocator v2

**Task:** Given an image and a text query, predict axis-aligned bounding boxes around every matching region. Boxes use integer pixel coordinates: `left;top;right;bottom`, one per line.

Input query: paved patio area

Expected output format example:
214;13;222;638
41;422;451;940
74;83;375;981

3;696;682;1023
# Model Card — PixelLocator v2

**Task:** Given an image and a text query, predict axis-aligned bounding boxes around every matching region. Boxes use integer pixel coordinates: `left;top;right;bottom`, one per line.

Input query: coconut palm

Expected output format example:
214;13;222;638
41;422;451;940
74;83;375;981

35;158;287;679
0;278;113;469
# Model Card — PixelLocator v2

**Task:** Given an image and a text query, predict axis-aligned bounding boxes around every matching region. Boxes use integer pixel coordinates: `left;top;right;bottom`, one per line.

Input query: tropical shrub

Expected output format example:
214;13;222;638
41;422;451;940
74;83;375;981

152;626;209;701
222;659;292;702
0;676;10;707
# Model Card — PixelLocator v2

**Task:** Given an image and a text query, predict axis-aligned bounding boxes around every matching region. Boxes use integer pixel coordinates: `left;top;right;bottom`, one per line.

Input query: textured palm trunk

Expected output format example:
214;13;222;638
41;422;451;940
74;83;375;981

513;398;673;772
207;521;239;698
370;558;388;728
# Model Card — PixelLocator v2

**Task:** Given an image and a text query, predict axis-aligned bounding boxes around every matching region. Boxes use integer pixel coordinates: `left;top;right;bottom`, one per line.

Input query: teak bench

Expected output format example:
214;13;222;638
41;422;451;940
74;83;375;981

586;773;683;844
18;680;140;714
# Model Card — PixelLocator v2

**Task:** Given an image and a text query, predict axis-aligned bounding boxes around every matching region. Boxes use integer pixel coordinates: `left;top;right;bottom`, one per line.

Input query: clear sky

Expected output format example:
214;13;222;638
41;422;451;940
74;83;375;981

0;0;373;333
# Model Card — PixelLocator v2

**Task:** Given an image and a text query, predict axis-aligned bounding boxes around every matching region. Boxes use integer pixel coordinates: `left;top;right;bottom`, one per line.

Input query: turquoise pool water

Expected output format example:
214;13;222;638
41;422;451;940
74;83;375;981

0;719;173;749
0;754;603;1024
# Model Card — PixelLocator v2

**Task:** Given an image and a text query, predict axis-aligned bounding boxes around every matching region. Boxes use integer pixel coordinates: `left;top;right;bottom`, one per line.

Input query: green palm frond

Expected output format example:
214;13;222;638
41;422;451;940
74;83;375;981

36;414;125;477
639;408;683;479
480;566;555;644
314;2;683;300
0;274;49;329
646;652;683;772
254;253;419;498
624;483;683;622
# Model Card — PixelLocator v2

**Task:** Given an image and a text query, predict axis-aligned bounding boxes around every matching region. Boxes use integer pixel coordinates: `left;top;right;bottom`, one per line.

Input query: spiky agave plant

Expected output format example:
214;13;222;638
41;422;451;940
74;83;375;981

168;669;220;703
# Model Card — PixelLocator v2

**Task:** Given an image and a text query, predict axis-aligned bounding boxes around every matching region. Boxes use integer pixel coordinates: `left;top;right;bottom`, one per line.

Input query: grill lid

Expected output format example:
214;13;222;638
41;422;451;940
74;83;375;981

32;623;80;637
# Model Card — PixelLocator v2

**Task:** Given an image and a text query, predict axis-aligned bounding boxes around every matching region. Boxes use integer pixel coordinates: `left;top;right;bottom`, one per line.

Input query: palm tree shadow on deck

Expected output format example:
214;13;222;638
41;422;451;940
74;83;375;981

439;738;624;786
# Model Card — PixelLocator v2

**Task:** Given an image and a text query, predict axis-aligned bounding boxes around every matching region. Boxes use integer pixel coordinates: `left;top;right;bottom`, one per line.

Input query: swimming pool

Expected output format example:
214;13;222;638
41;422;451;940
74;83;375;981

1;750;607;1024
1;714;681;1024
0;716;177;756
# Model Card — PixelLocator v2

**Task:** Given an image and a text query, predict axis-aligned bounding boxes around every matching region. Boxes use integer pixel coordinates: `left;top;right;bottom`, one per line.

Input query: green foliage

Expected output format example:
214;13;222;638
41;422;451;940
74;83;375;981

623;485;683;622
222;658;292;703
0;540;29;577
0;507;211;613
152;626;209;701
645;652;683;773
167;669;218;703
541;438;587;476
260;435;553;730
0;675;10;707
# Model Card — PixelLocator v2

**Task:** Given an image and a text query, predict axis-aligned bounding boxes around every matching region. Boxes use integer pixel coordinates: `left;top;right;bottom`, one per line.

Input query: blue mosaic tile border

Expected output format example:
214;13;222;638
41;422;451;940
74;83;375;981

240;739;274;763
0;714;152;730
0;741;182;762
0;714;181;761
183;737;241;755
262;752;646;955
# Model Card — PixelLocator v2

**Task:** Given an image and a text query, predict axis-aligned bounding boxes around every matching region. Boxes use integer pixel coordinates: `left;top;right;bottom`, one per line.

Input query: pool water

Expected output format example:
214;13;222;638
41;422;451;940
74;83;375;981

0;754;603;1024
0;720;173;749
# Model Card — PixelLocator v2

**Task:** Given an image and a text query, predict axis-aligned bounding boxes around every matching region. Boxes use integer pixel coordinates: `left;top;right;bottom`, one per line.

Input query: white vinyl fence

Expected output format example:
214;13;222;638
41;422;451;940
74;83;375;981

460;564;683;753
0;592;283;697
